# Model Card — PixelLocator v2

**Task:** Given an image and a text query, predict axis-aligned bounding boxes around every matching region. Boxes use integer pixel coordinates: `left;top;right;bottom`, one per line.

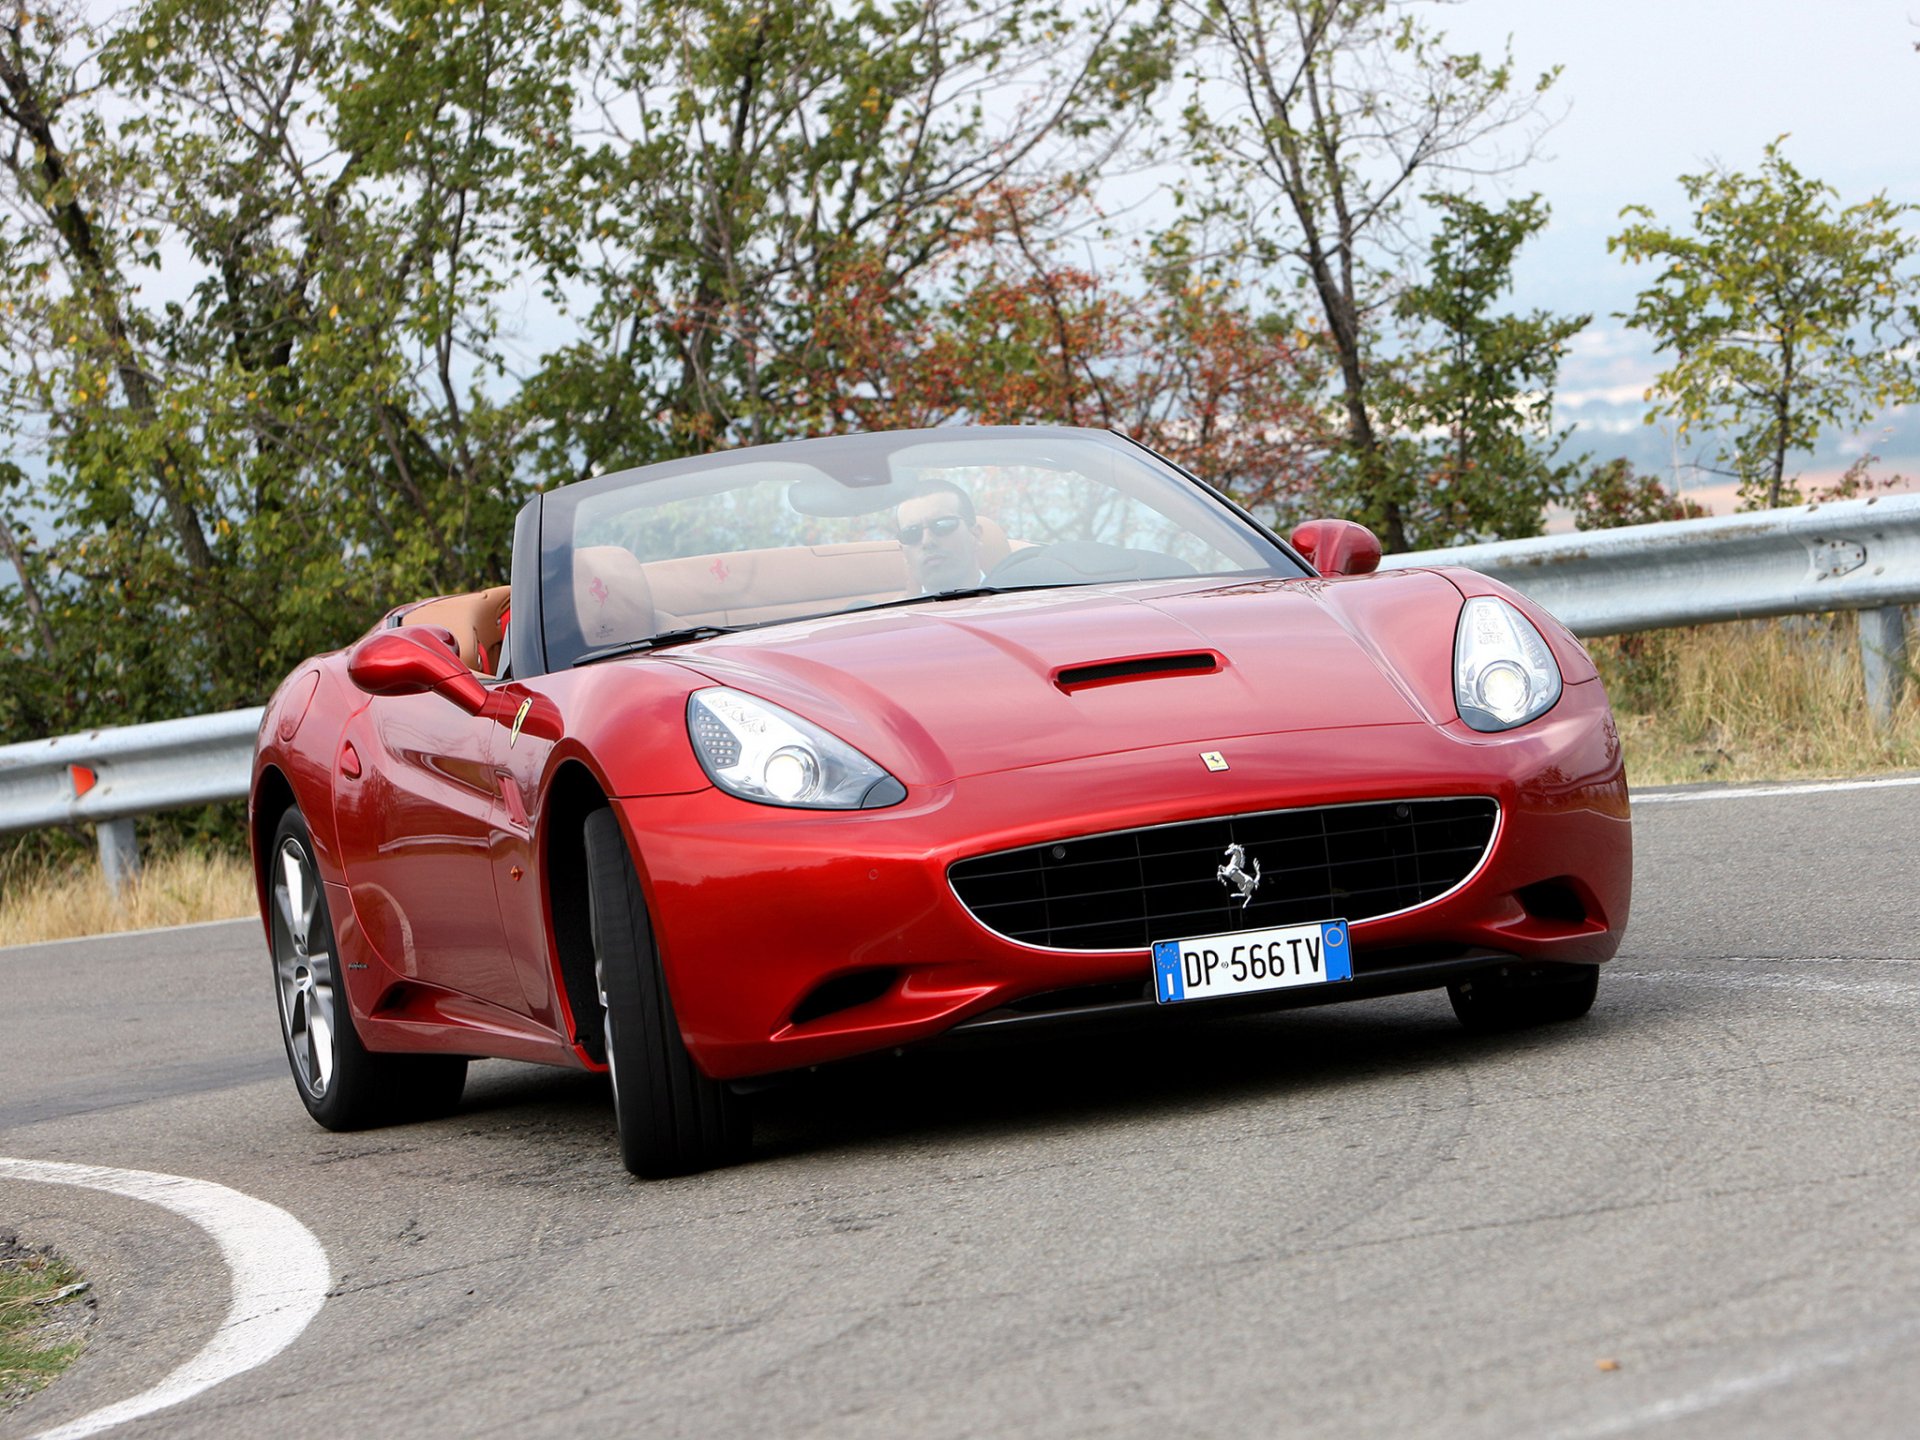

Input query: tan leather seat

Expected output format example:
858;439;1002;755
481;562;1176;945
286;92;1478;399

973;517;1013;570
645;542;910;628
573;545;658;652
402;585;511;672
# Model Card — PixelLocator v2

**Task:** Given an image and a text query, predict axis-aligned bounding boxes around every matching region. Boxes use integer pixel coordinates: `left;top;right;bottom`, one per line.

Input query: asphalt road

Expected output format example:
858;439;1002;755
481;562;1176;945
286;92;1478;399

3;779;1918;1439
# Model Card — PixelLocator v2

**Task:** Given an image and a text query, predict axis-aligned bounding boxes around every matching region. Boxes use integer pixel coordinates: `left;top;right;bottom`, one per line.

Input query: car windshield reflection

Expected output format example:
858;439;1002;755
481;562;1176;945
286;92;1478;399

538;427;1304;671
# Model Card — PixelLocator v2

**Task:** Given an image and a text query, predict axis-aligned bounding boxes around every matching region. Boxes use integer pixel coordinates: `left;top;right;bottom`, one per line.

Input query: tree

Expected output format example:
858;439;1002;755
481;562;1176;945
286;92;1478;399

1173;0;1558;550
0;0;1176;745
1611;140;1920;510
1375;192;1587;547
804;186;1330;518
518;0;1169;479
1571;458;1707;531
0;0;581;735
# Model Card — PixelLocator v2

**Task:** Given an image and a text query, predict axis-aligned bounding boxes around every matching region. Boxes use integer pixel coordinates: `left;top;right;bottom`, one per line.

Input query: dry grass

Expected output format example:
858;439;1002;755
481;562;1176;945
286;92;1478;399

0;845;255;949
1592;612;1920;787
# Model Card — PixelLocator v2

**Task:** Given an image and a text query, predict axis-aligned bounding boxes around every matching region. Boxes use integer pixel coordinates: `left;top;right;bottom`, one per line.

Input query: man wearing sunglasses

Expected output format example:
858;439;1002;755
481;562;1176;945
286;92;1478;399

896;481;987;594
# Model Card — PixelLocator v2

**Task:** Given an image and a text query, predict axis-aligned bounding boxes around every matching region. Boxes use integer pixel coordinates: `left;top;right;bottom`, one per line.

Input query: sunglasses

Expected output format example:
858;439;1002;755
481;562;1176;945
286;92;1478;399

898;516;966;545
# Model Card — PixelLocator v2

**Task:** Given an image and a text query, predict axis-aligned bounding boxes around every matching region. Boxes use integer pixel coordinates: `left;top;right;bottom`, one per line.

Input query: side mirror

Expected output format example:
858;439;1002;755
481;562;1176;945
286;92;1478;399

1289;519;1382;577
346;627;488;715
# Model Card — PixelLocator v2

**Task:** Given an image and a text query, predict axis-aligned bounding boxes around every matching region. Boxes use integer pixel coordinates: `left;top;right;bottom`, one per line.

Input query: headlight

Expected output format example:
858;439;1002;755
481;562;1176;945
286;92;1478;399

687;688;906;809
1454;596;1564;732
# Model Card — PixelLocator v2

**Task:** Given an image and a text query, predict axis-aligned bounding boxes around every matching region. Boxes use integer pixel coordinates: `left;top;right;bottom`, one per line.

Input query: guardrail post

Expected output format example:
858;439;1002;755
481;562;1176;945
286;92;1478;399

97;817;141;896
1857;605;1909;728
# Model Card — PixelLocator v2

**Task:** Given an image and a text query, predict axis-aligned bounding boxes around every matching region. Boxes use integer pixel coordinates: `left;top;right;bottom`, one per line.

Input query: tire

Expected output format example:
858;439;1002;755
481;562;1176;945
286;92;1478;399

584;807;749;1178
269;807;467;1129
1448;961;1600;1033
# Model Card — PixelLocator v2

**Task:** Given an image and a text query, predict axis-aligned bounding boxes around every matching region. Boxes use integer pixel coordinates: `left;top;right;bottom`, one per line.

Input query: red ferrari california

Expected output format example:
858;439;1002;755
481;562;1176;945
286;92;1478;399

250;426;1630;1176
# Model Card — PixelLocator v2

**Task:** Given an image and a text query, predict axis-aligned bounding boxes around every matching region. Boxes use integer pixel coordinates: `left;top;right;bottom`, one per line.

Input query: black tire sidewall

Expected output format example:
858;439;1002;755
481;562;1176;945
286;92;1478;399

584;808;746;1177
270;807;371;1129
1450;962;1600;1032
268;806;467;1130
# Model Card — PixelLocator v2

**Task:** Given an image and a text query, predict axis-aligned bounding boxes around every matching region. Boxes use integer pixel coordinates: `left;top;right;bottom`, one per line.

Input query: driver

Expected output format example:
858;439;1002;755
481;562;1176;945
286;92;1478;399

896;481;986;594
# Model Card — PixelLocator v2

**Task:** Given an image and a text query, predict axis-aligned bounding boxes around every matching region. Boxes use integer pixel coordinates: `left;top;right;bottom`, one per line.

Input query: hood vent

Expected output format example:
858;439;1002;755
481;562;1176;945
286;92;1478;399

1054;651;1221;693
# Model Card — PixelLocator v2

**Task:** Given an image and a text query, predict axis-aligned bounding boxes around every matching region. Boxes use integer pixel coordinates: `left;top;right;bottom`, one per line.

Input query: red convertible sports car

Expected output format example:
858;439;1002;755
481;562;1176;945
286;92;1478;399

250;426;1631;1177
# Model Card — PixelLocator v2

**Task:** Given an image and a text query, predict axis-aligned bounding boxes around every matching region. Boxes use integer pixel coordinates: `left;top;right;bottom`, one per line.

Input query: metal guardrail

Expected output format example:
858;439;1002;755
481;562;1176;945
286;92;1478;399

1379;492;1920;635
0;707;264;890
5;491;1919;890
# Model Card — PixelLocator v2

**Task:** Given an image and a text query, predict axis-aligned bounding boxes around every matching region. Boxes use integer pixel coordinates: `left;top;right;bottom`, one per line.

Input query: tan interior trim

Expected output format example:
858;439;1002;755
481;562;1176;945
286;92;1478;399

401;584;511;671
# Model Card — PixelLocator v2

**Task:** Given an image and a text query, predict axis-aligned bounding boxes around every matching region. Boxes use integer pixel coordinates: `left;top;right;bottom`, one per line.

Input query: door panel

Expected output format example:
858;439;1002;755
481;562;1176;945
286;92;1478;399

484;686;567;1032
334;691;523;1013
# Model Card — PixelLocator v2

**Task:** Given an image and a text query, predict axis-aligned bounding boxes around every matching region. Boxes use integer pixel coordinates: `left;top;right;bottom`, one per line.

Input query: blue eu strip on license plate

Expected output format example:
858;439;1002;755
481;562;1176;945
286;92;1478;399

1151;920;1351;1004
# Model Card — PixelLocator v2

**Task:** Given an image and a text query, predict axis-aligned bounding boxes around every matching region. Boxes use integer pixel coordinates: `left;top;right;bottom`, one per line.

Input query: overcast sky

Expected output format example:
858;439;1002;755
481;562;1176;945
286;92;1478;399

1428;0;1920;492
1446;0;1918;305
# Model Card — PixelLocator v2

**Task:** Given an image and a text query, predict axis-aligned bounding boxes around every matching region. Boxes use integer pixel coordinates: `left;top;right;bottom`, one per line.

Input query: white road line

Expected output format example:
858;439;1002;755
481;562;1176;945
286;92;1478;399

0;1158;330;1440
1633;774;1920;804
1544;1315;1920;1439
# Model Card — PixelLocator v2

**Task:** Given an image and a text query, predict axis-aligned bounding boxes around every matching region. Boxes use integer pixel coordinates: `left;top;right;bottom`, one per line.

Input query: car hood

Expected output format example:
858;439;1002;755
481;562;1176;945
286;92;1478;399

672;570;1469;785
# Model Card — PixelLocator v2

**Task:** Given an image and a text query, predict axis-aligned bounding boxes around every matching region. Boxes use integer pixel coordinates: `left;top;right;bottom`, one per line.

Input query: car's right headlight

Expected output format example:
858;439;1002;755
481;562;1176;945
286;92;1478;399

686;688;906;809
1453;596;1564;732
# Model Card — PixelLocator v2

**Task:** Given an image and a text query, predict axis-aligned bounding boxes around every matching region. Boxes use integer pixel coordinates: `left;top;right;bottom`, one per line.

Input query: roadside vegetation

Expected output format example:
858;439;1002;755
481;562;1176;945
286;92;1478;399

0;843;253;947
0;1240;91;1412
1594;613;1920;786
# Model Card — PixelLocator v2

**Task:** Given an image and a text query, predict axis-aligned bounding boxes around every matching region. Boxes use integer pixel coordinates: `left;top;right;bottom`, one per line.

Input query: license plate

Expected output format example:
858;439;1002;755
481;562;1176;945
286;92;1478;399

1150;919;1352;1004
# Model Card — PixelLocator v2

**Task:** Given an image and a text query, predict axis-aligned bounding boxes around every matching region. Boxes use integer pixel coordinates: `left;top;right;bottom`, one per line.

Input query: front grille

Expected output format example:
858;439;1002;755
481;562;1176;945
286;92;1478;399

948;797;1499;952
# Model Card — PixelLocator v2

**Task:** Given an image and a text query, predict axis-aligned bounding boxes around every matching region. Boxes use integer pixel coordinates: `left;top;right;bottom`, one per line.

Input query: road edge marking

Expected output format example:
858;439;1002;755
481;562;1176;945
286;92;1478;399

0;917;257;956
0;1157;330;1440
1633;774;1920;804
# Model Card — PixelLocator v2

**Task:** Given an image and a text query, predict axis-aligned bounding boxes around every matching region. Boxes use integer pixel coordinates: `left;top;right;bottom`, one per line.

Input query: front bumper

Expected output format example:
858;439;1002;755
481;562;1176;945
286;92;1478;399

624;680;1630;1079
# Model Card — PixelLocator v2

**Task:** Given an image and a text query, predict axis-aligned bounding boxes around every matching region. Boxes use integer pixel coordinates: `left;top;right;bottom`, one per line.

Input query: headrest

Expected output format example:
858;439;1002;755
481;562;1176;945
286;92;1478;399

573;545;657;651
973;516;1012;569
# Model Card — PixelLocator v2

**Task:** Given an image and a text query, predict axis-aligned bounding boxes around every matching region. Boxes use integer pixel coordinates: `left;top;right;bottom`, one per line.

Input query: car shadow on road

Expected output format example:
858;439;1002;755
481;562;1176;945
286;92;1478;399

748;994;1636;1164
443;981;1680;1175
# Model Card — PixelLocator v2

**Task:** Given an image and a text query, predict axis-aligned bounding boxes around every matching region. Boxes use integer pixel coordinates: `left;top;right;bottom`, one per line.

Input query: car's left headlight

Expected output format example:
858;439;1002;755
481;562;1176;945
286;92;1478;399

1454;596;1564;732
686;688;906;809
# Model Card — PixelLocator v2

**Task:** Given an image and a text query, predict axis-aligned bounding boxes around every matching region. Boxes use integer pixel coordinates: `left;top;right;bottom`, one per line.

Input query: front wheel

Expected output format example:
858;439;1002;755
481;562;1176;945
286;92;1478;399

1448;961;1600;1033
584;808;749;1178
269;807;467;1129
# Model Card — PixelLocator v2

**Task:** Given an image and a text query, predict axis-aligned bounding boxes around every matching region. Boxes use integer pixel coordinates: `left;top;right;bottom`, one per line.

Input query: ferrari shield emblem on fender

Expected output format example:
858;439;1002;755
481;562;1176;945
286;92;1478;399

1200;750;1229;771
509;697;532;748
1216;843;1261;908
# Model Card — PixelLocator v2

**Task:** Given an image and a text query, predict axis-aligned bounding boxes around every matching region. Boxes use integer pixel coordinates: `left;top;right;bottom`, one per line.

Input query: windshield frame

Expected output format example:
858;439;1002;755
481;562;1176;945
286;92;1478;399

527;426;1312;676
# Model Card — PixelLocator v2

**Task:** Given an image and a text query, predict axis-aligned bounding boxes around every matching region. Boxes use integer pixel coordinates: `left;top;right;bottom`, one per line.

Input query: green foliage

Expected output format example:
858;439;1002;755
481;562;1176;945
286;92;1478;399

1571;457;1707;531
0;0;601;735
1;0;1742;783
0;1241;88;1404
517;0;1171;477
1612;140;1920;510
0;0;1175;750
1174;0;1560;550
1372;192;1587;548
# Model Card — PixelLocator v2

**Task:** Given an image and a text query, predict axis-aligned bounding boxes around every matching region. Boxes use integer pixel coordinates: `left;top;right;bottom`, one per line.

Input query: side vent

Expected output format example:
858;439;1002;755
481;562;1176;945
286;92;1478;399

1054;651;1221;693
788;968;898;1027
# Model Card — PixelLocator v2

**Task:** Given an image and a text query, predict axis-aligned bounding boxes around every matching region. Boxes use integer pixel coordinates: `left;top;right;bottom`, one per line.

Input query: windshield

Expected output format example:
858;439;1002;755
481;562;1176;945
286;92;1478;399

538;427;1306;669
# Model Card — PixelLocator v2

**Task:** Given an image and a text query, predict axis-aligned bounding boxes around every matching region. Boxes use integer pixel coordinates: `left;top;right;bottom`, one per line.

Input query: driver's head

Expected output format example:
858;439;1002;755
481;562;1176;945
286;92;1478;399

896;482;984;594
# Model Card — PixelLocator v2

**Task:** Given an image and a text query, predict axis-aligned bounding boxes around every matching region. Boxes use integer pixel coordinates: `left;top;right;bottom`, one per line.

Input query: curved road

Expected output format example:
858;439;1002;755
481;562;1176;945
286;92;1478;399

4;779;1919;1439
